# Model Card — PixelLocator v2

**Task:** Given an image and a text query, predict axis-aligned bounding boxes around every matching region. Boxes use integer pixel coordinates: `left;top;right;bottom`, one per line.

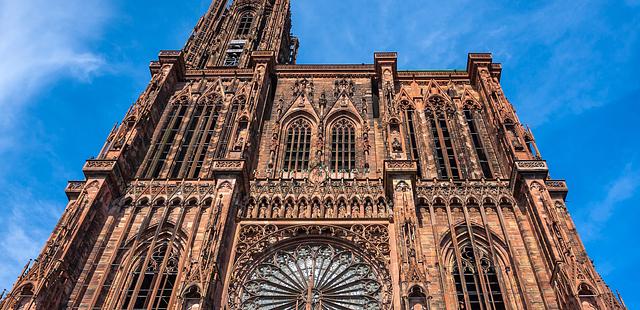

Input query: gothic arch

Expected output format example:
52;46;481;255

324;106;363;128
280;111;318;131
407;285;428;310
578;283;600;310
327;117;360;174
8;283;35;310
105;223;189;309
227;224;393;309
440;224;513;310
278;115;315;174
425;94;455;113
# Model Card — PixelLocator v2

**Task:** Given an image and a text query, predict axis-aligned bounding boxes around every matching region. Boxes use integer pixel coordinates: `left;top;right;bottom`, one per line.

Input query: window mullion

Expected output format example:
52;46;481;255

340;127;346;172
444;113;461;179
433;112;449;179
285;129;294;172
347;127;352;172
301;126;309;171
436;114;452;179
293;127;302;172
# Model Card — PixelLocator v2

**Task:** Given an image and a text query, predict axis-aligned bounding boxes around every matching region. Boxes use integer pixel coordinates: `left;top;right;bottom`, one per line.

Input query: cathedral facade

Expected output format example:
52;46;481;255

0;0;627;309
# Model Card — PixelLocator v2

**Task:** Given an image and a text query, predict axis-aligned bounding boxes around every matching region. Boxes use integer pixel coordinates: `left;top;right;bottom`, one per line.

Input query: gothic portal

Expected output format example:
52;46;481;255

0;0;627;309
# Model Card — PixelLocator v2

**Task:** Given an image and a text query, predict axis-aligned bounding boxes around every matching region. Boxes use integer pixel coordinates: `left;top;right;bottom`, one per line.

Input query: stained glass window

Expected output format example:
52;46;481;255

239;243;383;309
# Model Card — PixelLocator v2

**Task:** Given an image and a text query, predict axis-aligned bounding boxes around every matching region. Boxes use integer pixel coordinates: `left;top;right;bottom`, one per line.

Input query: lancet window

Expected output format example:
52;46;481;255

216;97;244;158
143;103;188;179
282;118;312;172
330;118;357;173
463;106;492;178
122;241;180;310
426;97;460;179
403;107;420;161
170;105;202;178
452;246;505;310
236;13;254;36
171;99;221;179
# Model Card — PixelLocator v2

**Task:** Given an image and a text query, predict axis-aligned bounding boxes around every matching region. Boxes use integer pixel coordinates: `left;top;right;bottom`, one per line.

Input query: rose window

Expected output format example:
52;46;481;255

239;243;384;309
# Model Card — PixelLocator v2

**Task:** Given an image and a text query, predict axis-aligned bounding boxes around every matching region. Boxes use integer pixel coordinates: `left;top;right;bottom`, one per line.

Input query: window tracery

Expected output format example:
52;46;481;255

170;98;222;179
143;102;188;179
217;97;245;158
236;13;254;36
14;285;34;310
283;118;312;172
463;105;492;178
426;96;460;179
330;118;357;173
452;246;505;310
403;106;420;162
122;242;180;310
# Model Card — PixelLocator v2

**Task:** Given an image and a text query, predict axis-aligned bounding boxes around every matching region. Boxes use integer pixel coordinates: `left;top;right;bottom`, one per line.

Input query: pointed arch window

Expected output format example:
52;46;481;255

463;106;492;178
403;107;420;161
122;242;180;310
170;98;222;179
426;97;460;179
217;98;244;158
452;246;505;310
14;285;34;310
283;118;311;172
331;118;356;173
143;103;188;179
236;13;254;36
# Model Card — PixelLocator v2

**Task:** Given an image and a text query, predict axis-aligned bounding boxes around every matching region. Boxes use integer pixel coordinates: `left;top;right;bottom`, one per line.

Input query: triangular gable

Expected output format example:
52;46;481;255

280;94;320;125
325;93;363;125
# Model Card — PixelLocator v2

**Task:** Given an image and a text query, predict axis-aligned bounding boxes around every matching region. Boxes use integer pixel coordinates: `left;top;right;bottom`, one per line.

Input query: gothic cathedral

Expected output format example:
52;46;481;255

0;0;626;309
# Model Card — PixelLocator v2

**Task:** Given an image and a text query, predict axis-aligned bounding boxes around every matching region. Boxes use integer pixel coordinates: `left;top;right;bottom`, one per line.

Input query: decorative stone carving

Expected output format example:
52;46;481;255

228;224;393;309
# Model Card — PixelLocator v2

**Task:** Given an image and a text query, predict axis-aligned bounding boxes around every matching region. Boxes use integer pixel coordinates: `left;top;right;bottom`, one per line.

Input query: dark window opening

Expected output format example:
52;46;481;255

122;243;178;310
171;105;204;178
453;246;505;310
331;119;357;173
217;99;242;158
283;118;312;172
464;108;492;178
404;108;420;164
430;117;448;179
144;105;187;179
236;13;254;36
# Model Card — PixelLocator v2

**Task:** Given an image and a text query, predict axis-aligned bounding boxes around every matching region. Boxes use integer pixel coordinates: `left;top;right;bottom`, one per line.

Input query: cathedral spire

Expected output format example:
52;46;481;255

184;0;298;69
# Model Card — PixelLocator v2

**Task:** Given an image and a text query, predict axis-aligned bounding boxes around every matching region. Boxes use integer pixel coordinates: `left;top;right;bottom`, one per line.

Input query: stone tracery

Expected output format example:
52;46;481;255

228;225;393;309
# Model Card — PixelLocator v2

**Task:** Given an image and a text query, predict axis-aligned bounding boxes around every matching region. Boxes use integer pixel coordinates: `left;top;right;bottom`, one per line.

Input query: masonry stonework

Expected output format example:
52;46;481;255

0;0;625;309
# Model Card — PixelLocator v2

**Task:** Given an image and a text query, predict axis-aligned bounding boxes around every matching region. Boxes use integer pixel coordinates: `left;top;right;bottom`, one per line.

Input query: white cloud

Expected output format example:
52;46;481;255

0;0;111;153
0;0;111;292
578;164;639;241
0;186;63;292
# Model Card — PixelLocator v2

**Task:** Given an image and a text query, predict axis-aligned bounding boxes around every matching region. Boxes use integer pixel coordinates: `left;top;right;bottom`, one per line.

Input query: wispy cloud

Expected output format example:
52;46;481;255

0;186;62;291
0;0;112;152
577;164;640;241
294;0;639;126
0;0;112;292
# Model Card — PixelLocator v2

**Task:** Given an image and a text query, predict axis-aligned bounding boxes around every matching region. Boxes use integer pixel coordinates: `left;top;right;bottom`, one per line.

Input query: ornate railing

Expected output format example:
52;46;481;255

415;179;513;205
243;179;390;220
121;180;218;205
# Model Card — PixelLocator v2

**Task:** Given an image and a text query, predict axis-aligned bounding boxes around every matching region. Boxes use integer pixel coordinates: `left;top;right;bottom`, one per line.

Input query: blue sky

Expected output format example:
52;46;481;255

0;0;638;306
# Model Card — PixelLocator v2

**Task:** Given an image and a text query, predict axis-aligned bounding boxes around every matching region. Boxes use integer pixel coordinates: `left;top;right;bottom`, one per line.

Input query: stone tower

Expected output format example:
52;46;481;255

0;0;626;309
